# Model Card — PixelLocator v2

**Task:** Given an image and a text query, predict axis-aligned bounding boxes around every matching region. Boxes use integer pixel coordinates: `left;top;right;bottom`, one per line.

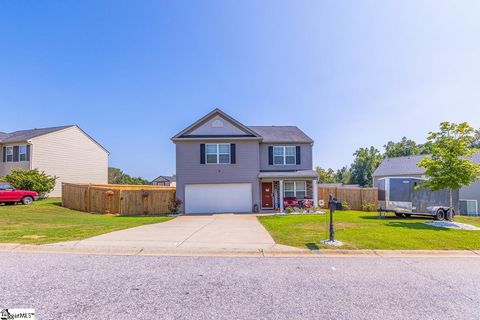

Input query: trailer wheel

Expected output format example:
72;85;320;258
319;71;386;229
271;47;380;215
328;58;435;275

435;209;445;221
404;214;411;218
395;212;404;218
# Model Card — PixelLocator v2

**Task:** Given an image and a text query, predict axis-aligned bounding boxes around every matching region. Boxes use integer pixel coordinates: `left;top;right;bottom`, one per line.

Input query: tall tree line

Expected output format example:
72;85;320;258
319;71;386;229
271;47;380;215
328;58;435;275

316;129;480;187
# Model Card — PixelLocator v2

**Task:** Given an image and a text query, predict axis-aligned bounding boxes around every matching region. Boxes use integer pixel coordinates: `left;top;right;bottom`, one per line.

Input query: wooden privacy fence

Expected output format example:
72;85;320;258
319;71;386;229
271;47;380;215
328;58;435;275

317;187;378;210
62;183;176;215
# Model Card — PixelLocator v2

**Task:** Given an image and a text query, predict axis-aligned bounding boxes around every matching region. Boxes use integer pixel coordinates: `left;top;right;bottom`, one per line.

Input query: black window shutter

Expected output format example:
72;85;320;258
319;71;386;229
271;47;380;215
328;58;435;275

268;146;273;165
296;146;301;165
2;147;6;162
26;145;31;161
200;144;206;164
230;144;236;164
13;146;19;162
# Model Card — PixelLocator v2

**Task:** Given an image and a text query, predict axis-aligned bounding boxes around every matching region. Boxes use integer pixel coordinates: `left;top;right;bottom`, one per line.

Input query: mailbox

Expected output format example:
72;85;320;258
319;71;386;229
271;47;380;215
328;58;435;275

328;197;338;212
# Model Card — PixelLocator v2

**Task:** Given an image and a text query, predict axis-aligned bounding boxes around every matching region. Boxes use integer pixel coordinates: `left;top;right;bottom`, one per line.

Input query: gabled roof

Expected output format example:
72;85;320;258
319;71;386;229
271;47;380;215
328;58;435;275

0;125;109;154
0;125;74;143
171;108;314;143
248;126;313;144
152;175;176;182
171;108;262;140
373;154;480;177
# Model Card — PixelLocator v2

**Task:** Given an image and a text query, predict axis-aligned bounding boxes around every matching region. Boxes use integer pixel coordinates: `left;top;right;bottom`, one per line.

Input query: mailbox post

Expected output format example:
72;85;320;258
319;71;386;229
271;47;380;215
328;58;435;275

328;195;337;242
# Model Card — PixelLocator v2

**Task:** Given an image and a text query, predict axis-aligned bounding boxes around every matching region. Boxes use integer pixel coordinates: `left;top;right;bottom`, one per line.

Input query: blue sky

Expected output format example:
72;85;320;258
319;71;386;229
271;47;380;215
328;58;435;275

1;1;479;179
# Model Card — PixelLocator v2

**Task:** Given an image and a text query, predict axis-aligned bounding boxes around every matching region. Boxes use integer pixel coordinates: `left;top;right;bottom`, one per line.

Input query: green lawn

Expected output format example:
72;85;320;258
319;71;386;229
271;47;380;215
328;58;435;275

258;211;480;250
0;198;172;244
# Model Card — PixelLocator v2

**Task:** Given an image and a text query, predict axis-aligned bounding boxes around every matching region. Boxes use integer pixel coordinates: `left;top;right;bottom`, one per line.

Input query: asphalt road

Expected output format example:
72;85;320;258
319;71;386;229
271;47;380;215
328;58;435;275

0;253;479;320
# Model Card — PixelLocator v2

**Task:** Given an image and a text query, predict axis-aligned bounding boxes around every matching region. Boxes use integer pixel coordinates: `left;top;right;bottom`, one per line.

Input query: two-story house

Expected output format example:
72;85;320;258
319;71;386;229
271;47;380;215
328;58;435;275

172;109;318;214
1;125;109;197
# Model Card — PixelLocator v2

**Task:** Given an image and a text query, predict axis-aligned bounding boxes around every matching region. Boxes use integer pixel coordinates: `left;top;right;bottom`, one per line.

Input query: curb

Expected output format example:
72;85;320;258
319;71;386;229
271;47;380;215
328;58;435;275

0;243;479;258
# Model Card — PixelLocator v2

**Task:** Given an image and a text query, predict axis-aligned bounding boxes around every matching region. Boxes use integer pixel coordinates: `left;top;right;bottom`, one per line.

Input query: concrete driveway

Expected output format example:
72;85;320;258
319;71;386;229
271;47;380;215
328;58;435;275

49;214;285;253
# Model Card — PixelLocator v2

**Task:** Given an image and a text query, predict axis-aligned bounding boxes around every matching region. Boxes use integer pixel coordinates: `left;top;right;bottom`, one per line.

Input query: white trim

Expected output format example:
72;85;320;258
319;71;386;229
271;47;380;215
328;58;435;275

284;181;306;199
19;144;27;162
5;146;13;162
312;179;318;207
273;146;296;165
279;180;284;212
205;143;231;164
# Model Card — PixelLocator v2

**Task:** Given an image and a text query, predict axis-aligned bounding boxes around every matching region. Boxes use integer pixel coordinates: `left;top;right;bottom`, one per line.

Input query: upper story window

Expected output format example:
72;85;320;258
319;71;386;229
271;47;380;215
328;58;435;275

5;146;13;162
273;146;296;165
206;143;230;164
3;145;29;163
19;145;27;161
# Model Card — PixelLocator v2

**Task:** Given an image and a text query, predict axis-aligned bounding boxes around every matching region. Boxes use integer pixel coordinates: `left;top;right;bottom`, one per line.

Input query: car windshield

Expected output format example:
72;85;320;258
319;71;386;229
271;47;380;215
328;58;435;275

0;183;14;190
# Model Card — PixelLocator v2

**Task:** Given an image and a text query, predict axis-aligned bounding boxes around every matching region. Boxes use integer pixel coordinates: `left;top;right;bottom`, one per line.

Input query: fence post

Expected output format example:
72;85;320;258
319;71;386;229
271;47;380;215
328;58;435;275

87;184;92;212
118;189;123;215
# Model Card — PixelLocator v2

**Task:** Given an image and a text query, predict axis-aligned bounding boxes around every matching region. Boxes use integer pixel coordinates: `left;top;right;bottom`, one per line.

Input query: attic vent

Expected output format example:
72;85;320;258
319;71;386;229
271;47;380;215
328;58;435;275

211;119;224;128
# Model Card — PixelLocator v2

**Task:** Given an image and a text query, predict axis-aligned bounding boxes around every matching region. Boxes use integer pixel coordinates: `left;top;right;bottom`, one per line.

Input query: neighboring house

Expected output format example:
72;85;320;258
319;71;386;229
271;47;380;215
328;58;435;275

0;125;109;197
151;175;176;187
172;108;318;214
373;155;480;216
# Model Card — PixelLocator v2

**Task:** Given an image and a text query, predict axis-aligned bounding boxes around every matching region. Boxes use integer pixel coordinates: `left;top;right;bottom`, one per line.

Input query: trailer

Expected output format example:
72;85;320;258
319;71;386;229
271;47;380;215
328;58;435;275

375;177;458;220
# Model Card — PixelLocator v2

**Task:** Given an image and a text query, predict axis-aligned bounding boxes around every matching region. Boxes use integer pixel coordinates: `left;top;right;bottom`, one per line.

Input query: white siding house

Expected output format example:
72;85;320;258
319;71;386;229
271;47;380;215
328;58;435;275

0;125;109;197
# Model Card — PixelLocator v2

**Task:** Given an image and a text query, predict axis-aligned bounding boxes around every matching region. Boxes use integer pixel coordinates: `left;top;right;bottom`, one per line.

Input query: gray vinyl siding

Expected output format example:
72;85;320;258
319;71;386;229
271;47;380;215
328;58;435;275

175;140;260;212
0;143;31;176
259;143;312;171
373;174;423;187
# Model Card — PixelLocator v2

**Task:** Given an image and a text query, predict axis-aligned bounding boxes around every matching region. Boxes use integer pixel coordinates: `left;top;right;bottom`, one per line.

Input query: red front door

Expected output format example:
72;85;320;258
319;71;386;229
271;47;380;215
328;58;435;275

261;182;273;208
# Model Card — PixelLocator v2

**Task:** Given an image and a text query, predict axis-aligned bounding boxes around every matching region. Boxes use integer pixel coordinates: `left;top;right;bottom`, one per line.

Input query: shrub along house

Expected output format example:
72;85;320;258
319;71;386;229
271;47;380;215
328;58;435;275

373;155;480;216
172;108;318;214
0;125;109;197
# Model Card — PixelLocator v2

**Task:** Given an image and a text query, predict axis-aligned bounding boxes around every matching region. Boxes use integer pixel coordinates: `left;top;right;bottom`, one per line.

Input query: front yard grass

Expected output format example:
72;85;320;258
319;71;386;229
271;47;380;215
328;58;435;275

0;198;172;244
258;211;480;250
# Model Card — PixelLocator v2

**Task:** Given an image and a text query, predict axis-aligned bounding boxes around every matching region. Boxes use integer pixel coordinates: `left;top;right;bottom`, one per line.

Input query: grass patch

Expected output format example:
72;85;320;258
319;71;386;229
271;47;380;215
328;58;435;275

0;198;172;244
258;211;480;250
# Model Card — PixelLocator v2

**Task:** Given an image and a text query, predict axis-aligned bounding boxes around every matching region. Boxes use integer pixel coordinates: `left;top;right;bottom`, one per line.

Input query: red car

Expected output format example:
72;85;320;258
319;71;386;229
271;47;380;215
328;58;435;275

0;182;38;205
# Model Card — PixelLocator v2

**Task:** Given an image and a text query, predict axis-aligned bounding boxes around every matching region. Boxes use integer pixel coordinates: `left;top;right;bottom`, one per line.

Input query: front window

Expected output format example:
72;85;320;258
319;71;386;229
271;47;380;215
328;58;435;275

273;146;296;165
0;183;14;191
284;181;306;199
19;145;27;161
5;146;13;162
206;143;230;164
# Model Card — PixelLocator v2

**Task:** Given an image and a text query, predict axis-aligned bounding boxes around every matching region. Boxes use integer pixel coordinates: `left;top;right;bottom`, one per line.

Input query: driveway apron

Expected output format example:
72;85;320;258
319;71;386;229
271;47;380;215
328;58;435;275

51;214;276;251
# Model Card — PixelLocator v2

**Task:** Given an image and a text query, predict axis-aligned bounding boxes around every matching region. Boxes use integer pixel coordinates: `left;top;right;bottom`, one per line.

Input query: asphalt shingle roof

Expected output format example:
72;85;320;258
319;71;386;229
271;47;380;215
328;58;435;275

373;154;480;177
248;126;313;143
0;125;74;143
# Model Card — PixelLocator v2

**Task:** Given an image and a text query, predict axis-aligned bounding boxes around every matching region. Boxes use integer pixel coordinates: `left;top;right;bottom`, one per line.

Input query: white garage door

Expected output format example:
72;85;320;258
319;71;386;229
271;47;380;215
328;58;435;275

185;183;252;214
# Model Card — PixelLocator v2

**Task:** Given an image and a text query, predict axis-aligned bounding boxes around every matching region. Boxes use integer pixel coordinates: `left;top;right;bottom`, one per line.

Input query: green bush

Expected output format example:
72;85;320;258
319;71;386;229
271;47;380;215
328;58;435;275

341;201;351;210
2;169;57;197
361;202;376;212
285;206;294;214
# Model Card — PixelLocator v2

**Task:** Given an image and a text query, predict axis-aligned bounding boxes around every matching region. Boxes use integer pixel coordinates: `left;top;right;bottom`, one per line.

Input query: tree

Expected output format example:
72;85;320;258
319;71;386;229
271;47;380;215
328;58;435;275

417;122;480;218
335;166;352;184
350;146;383;187
315;166;336;183
108;167;150;185
2;168;57;197
384;137;422;158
